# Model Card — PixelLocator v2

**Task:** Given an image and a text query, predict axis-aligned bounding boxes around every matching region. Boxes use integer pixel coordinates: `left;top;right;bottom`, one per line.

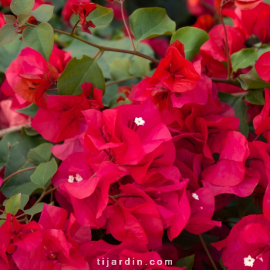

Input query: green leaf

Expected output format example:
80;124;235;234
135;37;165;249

5;193;21;215
238;195;262;218
58;55;105;95
30;158;58;189
0;132;45;198
17;103;39;118
175;255;195;270
110;58;131;80
4;15;16;24
0;36;25;73
231;48;258;73
0;24;18;47
24;203;44;217
237;67;270;90
130;7;176;44
20;194;29;210
129;56;150;77
11;181;41;197
245;90;265;105
22;126;39;136
219;92;249;137
22;23;54;61
30;4;54;23
171;27;209;61
87;4;114;26
17;14;31;27
27;143;53;164
10;0;35;15
220;258;227;270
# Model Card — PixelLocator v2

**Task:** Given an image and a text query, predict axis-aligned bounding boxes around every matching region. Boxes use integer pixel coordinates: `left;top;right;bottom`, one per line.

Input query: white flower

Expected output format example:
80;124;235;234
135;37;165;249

192;193;199;200
244;255;255;267
68;175;74;183
134;117;145;126
75;173;83;182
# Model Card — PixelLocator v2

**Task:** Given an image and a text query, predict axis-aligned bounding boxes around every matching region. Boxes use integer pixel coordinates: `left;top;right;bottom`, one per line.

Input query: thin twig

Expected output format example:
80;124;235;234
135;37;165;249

105;76;137;87
0;124;31;138
71;20;80;35
93;49;101;59
199;234;218;270
34;186;59;206
53;29;160;64
220;3;231;78
119;0;136;51
3;167;37;184
211;77;241;87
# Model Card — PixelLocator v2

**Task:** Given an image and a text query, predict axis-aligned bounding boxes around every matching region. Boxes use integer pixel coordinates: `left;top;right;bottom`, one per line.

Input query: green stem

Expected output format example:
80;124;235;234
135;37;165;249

211;77;241;87
199;234;219;270
105;76;137;87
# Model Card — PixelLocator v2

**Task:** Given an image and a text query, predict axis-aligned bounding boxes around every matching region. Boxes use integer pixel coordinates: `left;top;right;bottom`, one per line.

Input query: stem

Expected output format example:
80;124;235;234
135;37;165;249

25;23;159;64
71;20;80;35
199;234;218;270
105;76;137;87
93;49;101;59
119;0;136;51
3;167;37;184
199;0;216;13
34;186;59;206
0;124;31;138
220;3;231;79
211;78;241;87
53;29;160;64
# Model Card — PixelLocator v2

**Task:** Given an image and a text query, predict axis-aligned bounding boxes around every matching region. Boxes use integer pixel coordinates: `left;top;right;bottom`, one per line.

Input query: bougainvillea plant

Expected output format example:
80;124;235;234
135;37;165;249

1;0;270;268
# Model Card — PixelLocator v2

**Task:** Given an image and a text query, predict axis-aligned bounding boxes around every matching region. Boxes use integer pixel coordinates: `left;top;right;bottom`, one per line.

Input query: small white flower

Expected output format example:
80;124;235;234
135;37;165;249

75;173;83;182
134;117;145;126
68;175;74;183
244;255;255;267
192;193;199;200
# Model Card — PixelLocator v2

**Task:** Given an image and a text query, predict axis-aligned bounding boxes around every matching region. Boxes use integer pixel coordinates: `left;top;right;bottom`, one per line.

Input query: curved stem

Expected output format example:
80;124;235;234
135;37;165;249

199;234;218;270
71;20;80;35
0;123;31;138
105;76;137;87
119;0;136;51
53;29;160;64
93;49;101;59
211;77;241;87
220;3;231;79
3;167;37;184
34;186;59;206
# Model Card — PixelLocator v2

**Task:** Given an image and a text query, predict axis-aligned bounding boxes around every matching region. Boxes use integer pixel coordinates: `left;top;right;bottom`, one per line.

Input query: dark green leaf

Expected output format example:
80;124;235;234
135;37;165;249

24;203;45;217
0;132;45;198
231;48;258;73
30;4;54;22
10;0;34;15
171;27;209;60
245;90;265;105
17;103;39;118
87;4;114;26
5;193;21;215
0;24;18;47
237;67;270;90
219;92;249;137
4;15;16;24
0;36;25;73
20;194;29;210
130;7;176;44
27;143;53;164
238;195;262;218
30;158;58;189
220;258;227;270
175;255;195;270
58;55;105;95
11;181;41;197
22;23;54;61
